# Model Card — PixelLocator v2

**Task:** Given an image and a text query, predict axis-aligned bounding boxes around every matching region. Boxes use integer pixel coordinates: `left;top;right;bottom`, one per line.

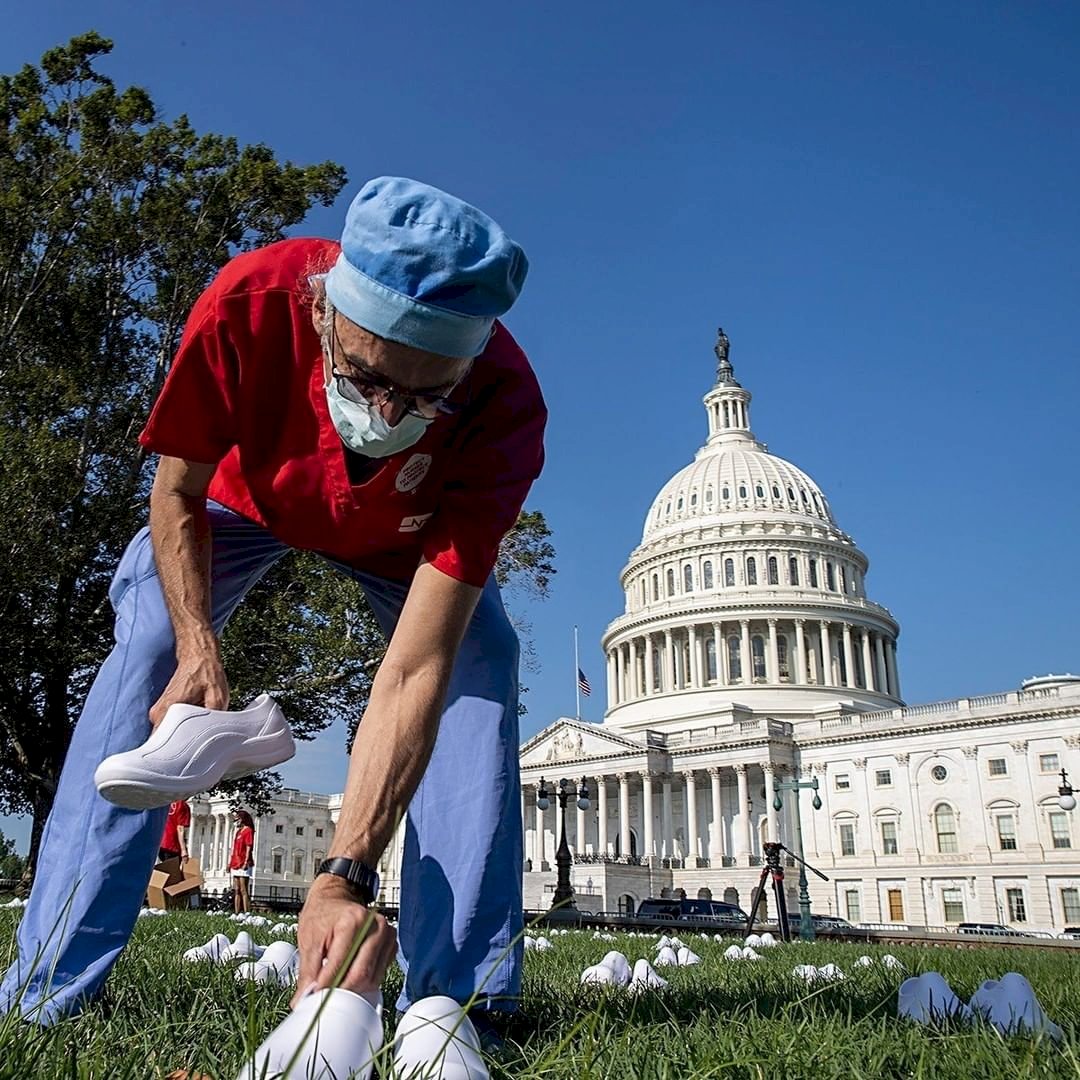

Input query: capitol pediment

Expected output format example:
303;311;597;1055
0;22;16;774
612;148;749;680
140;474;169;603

519;719;645;769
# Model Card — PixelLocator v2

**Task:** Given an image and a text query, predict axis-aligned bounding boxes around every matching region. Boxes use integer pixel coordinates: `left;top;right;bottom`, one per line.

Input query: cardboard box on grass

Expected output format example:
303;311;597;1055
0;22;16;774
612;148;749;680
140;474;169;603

147;855;203;910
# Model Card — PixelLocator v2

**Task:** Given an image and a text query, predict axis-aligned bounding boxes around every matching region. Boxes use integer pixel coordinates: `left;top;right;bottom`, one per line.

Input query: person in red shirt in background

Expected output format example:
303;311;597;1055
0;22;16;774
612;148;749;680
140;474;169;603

158;799;191;864
228;810;255;914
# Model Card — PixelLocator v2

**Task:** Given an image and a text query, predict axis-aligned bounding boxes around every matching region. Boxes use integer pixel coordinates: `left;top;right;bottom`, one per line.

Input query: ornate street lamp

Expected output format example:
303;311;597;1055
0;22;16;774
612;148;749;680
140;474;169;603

772;773;826;941
537;776;590;922
1058;769;1077;812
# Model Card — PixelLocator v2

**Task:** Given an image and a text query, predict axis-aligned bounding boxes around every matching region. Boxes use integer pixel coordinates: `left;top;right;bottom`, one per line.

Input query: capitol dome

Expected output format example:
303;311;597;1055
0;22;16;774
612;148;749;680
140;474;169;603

601;329;902;733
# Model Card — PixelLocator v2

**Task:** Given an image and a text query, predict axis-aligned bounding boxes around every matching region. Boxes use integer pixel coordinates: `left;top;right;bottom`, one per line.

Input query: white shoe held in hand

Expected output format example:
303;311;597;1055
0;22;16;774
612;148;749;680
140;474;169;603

969;972;1063;1040
393;996;488;1080
897;972;973;1025
95;694;295;809
237;987;383;1080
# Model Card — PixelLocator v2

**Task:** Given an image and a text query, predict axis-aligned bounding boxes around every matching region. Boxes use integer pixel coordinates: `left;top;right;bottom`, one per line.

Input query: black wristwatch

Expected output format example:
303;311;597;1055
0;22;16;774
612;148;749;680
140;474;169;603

316;857;380;905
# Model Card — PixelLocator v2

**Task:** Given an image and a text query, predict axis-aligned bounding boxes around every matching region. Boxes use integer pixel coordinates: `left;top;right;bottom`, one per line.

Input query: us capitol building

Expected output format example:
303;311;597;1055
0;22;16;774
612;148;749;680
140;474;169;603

191;331;1080;932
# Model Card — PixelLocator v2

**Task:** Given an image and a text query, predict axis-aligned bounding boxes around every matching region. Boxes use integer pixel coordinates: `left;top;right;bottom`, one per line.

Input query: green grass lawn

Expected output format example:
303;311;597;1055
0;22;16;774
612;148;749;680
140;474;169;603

0;910;1078;1079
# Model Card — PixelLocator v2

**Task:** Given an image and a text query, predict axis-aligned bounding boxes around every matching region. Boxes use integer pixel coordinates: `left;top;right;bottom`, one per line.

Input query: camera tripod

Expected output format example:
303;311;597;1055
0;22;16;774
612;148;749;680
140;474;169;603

744;841;828;941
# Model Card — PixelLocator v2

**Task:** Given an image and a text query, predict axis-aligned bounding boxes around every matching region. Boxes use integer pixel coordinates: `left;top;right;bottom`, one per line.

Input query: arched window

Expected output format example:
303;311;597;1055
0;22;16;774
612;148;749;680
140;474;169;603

651;573;659;601
690;491;698;507
666;568;676;596
652;648;662;690
751;635;766;680
683;564;694;592
722;486;730;501
934;805;959;854
746;557;757;585
705;638;717;683
800;489;809;506
728;637;742;681
772;484;781;499
788;556;799;586
676;496;684;511
767;556;779;585
665;500;671;515
778;636;790;680
826;562;836;591
292;850;305;877
722;401;730;426
705;486;713;505
809;559;819;588
702;560;714;589
787;485;795;501
724;558;735;587
840;566;848;592
738;484;748;500
640;579;646;606
755;483;764;499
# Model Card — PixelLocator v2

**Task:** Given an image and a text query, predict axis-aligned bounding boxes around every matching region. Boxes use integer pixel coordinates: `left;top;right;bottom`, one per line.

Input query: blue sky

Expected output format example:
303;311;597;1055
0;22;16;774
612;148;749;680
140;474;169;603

3;2;1078;851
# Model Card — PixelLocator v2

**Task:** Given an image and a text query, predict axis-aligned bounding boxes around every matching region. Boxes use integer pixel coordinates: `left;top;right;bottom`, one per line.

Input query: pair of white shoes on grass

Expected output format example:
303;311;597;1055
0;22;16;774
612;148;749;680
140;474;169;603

654;945;700;966
238;990;489;1080
897;971;1062;1039
234;941;300;987
94;695;294;809
724;945;761;962
184;931;264;964
580;952;668;993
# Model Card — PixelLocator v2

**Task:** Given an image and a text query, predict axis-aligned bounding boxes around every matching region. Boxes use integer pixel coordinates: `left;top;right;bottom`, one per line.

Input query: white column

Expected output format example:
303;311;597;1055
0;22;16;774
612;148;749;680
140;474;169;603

642;772;655;862
618;773;630;858
740;619;752;684
794;619;806;686
735;764;751;860
606;652;616;707
688;624;699;688
842;623;855;689
764;763;777;842
713;622;725;685
683;770;699;862
534;795;545;869
708;767;722;861
521;785;530;865
663;629;674;692
886;640;901;699
662;777;673;859
628;638;639;699
614;646;624;705
644;633;655;696
766;619;779;683
819;621;832;686
874;633;888;695
861;628;875;691
597;776;608;856
575;792;586;855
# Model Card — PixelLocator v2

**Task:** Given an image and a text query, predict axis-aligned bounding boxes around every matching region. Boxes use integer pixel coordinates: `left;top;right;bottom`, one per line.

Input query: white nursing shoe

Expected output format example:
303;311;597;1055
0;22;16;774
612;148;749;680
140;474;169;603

392;997;488;1080
95;693;295;809
236;987;383;1080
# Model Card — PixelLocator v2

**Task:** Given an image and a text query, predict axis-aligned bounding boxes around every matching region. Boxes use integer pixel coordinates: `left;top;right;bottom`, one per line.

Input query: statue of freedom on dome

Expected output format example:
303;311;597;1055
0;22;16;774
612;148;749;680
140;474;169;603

714;327;730;365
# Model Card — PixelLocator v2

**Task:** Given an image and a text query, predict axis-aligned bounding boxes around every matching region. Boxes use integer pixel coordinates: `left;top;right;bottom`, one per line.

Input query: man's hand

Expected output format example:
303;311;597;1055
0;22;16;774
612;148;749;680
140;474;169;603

149;653;229;728
291;876;397;1008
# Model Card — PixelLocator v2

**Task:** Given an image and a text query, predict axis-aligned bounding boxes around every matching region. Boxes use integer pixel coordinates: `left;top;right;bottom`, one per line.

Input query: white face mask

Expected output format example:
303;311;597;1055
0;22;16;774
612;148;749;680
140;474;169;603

323;374;432;458
320;306;434;458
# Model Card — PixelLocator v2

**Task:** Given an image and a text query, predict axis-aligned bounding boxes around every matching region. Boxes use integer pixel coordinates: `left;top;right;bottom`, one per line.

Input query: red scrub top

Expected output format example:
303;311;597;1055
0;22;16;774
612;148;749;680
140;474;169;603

139;238;546;586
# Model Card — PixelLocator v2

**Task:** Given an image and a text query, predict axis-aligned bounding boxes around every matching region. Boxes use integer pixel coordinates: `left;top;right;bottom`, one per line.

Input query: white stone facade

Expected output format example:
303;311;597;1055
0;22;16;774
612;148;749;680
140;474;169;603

516;334;1080;932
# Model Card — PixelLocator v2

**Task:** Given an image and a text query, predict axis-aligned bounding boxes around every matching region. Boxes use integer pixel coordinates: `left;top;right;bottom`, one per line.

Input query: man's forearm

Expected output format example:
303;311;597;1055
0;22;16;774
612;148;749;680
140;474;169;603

328;659;451;870
149;485;218;659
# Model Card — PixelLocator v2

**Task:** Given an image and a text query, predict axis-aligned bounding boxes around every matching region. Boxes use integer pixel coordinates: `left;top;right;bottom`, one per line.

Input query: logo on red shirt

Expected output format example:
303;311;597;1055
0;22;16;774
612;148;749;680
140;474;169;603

395;453;433;493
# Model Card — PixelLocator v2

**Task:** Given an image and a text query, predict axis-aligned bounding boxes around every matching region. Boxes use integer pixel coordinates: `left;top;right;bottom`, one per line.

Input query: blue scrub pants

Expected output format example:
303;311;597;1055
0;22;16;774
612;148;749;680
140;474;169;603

0;502;524;1024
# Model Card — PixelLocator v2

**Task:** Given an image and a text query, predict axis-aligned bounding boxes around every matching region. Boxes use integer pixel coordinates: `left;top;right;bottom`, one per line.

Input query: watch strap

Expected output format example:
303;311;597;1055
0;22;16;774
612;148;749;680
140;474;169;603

317;857;380;905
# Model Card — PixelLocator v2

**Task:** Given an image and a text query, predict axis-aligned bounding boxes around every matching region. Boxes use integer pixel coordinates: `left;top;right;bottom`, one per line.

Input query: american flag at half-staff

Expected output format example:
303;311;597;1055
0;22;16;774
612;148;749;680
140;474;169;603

577;668;592;697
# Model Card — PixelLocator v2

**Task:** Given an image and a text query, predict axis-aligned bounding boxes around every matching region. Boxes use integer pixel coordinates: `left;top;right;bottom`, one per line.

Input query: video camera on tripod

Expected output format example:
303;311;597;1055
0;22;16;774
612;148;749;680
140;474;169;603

744;841;828;941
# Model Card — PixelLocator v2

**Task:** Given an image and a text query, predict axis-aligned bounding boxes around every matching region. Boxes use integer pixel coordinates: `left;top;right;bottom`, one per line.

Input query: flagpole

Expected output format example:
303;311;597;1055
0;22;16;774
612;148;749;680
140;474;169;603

574;625;581;722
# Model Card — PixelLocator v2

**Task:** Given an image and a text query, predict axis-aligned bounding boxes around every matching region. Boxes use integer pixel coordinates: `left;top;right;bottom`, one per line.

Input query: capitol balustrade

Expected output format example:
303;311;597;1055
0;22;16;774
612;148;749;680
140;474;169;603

820;684;1064;735
610;588;897;630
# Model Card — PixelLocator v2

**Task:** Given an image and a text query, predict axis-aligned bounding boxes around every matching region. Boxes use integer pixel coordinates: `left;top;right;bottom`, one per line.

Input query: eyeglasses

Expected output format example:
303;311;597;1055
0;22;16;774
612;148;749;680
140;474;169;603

327;315;465;419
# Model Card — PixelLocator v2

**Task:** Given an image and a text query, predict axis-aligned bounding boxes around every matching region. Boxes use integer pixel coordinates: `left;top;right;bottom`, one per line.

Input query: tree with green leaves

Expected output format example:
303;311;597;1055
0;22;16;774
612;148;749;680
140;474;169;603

0;33;555;880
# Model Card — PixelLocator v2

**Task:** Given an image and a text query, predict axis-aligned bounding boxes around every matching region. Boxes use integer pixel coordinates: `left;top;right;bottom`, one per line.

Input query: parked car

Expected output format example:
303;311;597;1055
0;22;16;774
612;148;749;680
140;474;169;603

636;897;748;927
785;912;860;936
957;922;1030;937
